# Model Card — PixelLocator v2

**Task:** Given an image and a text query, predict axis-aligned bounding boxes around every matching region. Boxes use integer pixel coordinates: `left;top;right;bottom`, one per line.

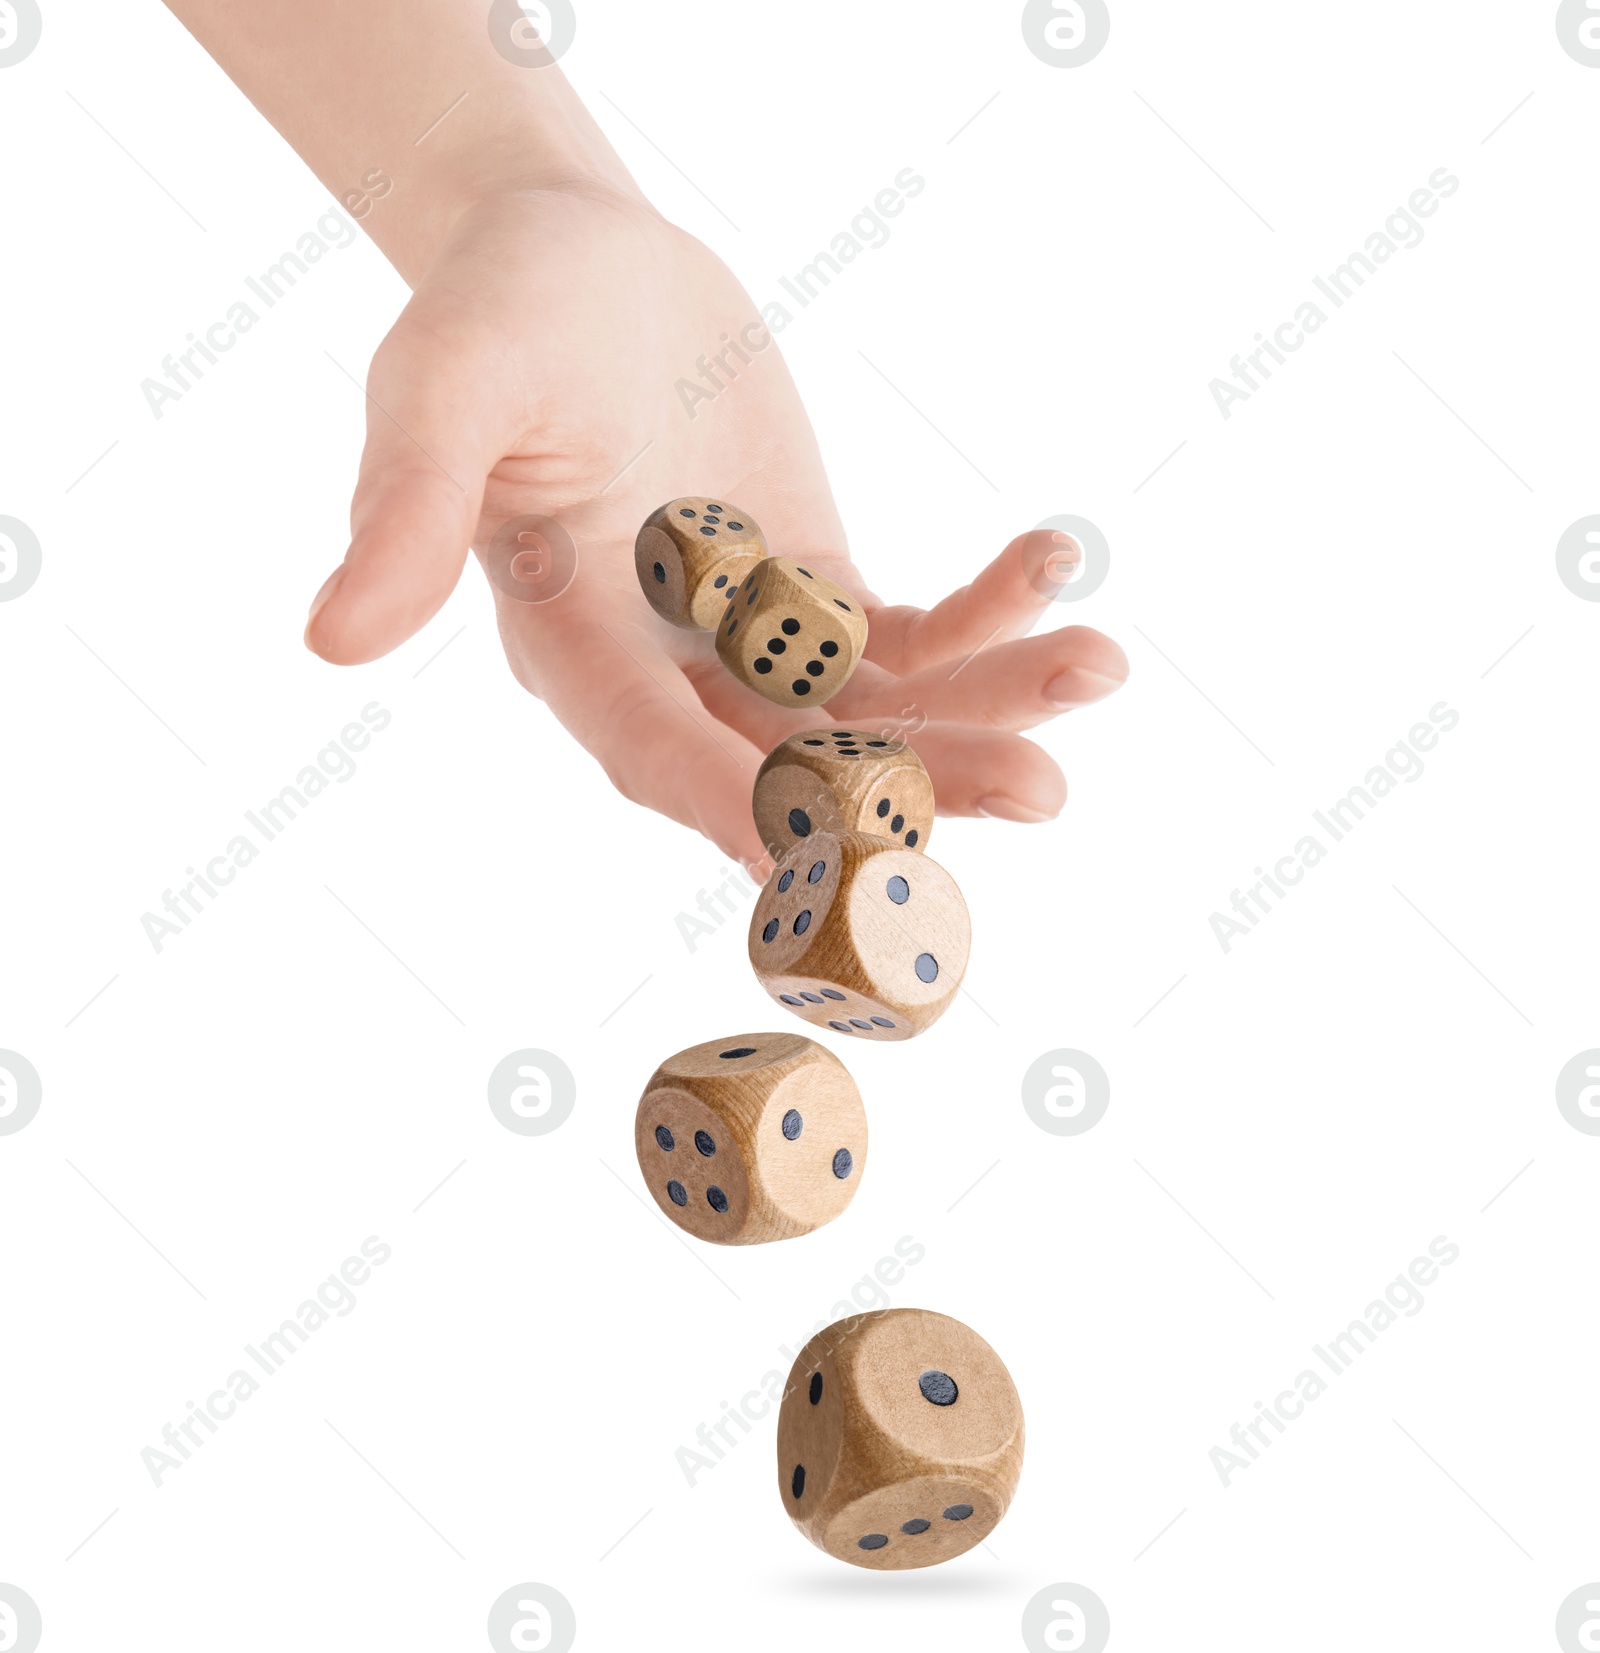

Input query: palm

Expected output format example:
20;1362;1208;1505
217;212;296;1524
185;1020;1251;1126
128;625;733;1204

310;190;1126;864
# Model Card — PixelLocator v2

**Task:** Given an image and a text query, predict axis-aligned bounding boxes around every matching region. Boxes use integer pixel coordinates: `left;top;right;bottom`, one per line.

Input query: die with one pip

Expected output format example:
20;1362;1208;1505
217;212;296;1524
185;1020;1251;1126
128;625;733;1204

633;1033;867;1244
753;727;934;863
715;558;868;706
777;1308;1024;1570
635;497;767;630
748;830;970;1041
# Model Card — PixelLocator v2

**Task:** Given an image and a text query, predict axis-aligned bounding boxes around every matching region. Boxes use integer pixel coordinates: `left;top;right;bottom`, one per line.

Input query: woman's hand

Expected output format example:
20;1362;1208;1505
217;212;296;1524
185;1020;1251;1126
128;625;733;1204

304;185;1127;865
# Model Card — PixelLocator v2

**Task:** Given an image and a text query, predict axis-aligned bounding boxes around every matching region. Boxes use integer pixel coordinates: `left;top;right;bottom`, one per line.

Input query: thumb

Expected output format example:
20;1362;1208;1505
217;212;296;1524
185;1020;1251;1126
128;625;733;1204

307;319;497;664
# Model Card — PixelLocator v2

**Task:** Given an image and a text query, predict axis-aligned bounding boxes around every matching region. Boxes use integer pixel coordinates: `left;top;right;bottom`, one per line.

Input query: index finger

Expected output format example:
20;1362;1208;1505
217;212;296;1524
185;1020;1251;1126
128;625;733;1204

861;529;1082;677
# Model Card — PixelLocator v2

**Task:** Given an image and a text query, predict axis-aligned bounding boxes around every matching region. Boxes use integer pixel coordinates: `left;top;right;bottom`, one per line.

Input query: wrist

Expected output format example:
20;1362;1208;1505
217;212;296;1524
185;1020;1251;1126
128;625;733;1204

363;73;648;284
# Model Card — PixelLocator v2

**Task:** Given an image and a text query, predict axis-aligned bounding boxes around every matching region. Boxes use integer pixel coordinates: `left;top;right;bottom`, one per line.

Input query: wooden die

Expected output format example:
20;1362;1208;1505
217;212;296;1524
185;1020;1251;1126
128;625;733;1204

777;1308;1024;1570
715;558;867;706
633;1033;867;1245
747;830;970;1041
635;497;767;629
753;728;934;862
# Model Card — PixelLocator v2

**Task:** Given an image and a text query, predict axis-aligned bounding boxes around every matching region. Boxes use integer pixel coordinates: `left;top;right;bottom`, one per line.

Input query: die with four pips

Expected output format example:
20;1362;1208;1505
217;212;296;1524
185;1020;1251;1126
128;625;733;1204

633;1033;866;1246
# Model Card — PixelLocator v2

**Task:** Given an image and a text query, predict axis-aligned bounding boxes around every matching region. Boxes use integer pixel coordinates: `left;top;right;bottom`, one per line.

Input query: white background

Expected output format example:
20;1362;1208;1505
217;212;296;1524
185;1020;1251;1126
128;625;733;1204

2;2;1598;1649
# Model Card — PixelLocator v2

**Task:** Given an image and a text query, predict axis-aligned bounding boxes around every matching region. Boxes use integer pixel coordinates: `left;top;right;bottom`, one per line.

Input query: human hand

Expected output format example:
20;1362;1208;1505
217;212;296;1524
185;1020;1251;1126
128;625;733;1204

303;184;1128;866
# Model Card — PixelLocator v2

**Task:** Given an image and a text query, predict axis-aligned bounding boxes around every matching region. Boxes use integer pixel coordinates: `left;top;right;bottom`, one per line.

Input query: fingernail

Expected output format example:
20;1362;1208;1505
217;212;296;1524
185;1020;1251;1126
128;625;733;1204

975;794;1057;824
304;566;346;649
1045;668;1125;708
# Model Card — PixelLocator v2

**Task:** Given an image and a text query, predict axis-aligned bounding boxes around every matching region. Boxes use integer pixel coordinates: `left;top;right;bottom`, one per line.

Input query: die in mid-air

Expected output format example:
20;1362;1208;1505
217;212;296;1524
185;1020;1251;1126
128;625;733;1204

634;497;767;630
633;1033;866;1244
777;1308;1024;1570
749;830;970;1041
716;558;867;707
753;727;934;862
